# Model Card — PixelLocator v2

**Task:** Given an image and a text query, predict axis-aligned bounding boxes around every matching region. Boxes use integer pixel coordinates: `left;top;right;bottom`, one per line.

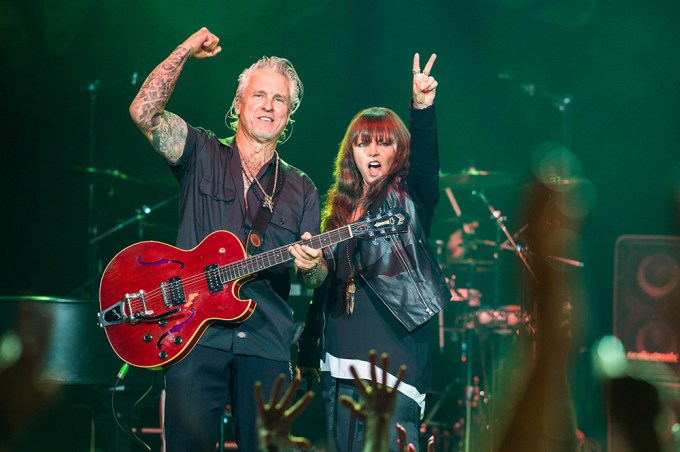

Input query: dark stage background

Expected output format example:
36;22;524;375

2;0;679;450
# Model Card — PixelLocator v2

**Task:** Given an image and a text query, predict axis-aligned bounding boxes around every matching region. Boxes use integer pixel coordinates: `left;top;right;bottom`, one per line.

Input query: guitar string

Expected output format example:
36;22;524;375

121;220;380;315
127;226;348;309
121;228;349;314
122;216;396;315
122;231;335;314
121;217;387;314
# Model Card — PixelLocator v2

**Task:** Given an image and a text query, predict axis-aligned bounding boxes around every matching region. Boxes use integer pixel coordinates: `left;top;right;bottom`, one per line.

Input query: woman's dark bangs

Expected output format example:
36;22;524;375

352;114;395;145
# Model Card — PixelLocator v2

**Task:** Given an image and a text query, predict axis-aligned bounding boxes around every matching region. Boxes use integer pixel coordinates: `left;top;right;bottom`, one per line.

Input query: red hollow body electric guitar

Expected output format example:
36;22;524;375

98;206;409;369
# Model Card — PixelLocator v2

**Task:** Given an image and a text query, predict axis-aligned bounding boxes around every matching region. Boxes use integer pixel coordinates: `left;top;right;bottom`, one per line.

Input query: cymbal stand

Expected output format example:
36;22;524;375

463;322;474;452
90;194;178;245
472;190;537;286
461;316;494;452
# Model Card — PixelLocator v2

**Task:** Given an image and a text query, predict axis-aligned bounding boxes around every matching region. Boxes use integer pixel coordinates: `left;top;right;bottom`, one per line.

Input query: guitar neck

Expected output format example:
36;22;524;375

218;225;353;283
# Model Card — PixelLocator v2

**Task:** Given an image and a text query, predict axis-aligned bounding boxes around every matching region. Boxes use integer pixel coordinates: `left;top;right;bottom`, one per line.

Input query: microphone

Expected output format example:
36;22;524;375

131;71;139;86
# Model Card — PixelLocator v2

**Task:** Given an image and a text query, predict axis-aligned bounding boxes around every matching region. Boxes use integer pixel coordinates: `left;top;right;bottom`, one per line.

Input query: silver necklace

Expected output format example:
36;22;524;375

241;152;279;212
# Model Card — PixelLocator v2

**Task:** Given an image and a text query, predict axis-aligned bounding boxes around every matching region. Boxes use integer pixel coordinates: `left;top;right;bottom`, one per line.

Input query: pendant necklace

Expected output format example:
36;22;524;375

345;241;356;315
241;151;279;212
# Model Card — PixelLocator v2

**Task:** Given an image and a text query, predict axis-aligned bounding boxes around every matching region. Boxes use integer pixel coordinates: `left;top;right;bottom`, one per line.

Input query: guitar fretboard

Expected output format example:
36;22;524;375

218;225;353;283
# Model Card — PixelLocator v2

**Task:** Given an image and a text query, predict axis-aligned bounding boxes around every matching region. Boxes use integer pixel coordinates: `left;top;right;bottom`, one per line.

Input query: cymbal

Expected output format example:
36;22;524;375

441;167;520;189
544;176;589;189
524;176;589;190
73;166;146;185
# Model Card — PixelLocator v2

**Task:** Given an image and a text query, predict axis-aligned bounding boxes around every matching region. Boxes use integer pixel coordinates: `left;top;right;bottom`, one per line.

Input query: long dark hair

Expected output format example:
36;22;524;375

322;107;411;231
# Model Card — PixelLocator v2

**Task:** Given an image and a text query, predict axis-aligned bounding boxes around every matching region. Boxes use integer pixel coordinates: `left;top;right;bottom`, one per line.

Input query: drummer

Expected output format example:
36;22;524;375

446;220;479;261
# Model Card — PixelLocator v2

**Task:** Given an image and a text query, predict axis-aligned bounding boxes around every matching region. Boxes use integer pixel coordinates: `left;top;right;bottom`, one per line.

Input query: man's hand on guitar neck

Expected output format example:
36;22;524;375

290;231;328;289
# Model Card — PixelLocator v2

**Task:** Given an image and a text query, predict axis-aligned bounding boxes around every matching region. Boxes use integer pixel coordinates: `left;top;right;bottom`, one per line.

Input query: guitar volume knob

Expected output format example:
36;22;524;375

143;334;153;342
173;336;183;345
159;351;168;360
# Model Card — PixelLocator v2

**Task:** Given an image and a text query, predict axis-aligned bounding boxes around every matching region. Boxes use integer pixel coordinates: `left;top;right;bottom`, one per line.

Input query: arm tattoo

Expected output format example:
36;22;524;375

130;45;193;161
151;112;187;163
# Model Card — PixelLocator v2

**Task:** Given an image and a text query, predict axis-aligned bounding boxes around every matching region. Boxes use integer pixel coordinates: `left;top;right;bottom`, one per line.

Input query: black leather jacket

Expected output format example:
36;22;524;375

298;105;450;367
357;190;450;330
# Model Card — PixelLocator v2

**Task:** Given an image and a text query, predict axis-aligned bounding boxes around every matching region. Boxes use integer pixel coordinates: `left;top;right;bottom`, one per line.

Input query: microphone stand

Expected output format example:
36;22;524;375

75;73;140;298
518;82;573;149
85;79;100;299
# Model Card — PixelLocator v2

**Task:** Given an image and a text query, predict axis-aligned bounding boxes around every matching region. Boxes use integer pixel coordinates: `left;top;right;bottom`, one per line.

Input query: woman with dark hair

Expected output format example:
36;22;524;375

298;53;451;451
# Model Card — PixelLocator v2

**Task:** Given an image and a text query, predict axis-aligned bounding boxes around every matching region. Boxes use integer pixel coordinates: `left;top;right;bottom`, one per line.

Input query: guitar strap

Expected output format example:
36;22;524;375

246;159;289;256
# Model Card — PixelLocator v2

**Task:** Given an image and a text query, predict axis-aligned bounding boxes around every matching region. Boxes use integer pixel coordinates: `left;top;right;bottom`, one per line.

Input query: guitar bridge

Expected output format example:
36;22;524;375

97;291;152;327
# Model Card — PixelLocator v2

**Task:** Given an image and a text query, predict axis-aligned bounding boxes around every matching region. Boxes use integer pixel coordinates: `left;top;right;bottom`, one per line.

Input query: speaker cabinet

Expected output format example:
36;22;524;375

611;236;680;451
614;235;680;381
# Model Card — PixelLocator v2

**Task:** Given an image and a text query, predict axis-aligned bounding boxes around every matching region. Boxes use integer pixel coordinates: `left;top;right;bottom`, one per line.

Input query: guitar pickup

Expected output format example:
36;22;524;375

205;263;223;294
161;276;186;307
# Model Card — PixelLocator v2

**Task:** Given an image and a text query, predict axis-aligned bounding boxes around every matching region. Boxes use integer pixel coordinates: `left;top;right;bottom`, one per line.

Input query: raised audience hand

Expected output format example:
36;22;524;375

496;178;581;452
396;422;416;452
339;350;407;451
427;434;435;452
254;374;314;451
0;302;59;447
340;350;407;422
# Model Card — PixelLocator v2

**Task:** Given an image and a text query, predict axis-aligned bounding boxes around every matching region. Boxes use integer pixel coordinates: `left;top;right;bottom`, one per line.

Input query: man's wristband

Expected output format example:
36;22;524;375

301;262;321;277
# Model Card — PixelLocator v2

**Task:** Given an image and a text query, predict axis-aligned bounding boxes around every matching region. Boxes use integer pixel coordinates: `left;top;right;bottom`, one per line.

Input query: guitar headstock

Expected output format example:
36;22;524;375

351;206;410;240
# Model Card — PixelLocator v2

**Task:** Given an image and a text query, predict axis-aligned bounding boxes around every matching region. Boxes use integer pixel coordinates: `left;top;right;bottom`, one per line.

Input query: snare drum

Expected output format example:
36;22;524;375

475;305;526;334
446;275;482;307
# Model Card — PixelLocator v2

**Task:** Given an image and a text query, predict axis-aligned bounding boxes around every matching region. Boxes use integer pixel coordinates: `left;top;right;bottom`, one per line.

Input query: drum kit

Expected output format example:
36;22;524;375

427;166;584;451
70;165;177;298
